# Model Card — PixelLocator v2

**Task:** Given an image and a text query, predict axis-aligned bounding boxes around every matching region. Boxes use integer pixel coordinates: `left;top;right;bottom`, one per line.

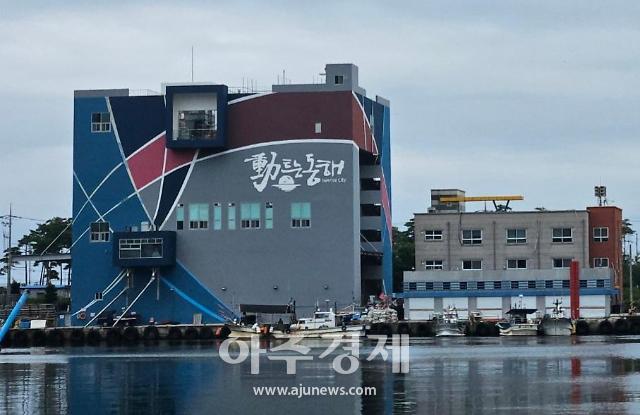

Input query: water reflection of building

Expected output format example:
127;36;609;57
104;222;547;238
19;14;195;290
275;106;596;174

0;362;68;413
64;344;396;415
399;342;633;414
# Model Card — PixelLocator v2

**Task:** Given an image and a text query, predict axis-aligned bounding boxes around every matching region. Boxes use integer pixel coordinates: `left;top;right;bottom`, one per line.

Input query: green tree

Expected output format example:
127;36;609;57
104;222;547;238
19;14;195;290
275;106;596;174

393;219;415;293
44;282;58;304
0;246;21;276
18;217;71;285
10;280;20;295
622;218;635;237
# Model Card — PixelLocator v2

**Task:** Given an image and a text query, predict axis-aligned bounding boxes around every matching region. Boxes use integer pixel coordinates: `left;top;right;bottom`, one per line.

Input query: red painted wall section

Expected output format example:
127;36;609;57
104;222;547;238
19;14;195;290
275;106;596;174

587;206;623;301
227;91;373;152
126;135;165;190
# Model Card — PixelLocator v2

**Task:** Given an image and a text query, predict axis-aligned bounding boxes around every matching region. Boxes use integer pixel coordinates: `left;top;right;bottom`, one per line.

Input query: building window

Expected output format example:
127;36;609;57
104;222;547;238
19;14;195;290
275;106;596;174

91;112;111;132
507;259;527;269
189;203;209;229
511;281;519;289
552;228;573;243
265;202;273;229
506;228;527;244
462;260;482;270
443;282;451;290
241;203;261;229
493;281;501;289
528;280;536;289
594;257;609;268
90;222;110;242
424;260;443;270
425;282;434;290
228;203;236;230
176;204;184;230
94;292;103;300
545;280;553;288
119;237;163;259
461;229;482;245
562;280;570;288
593;227;609;242
315;122;322;134
424;230;443;241
553;258;572;268
477;281;485;290
408;282;417;291
596;279;605;288
176;109;217;140
291;202;311;228
212;203;222;230
334;75;344;85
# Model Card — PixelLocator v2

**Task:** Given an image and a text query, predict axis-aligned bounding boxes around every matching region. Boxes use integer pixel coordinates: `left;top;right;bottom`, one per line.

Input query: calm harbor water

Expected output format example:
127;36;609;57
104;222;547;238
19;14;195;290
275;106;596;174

2;336;640;414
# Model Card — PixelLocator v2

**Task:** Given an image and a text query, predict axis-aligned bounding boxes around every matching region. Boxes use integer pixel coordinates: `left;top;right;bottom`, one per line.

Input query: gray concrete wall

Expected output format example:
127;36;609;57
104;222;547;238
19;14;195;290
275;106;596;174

272;64;366;96
163;141;361;314
414;210;590;271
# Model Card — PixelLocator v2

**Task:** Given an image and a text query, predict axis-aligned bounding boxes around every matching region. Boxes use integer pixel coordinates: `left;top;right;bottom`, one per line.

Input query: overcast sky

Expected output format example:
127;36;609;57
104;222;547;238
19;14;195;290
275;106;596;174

1;1;639;252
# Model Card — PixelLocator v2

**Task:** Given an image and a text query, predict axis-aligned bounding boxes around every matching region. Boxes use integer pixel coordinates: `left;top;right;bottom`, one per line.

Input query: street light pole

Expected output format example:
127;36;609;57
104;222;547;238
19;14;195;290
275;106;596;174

630;242;634;311
6;204;12;299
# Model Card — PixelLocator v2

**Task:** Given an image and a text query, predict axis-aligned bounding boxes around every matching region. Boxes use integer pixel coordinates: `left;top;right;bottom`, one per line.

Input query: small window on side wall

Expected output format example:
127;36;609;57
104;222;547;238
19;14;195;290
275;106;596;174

90;222;110;242
91;112;111;132
176;204;184;230
334;75;344;85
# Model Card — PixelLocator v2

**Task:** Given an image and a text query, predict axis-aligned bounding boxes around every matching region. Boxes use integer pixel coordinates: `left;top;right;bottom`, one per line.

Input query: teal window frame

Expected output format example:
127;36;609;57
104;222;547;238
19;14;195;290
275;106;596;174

265;202;273;229
176;204;184;230
189;203;209;229
228;203;236;230
240;203;260;229
291;202;311;228
213;203;222;230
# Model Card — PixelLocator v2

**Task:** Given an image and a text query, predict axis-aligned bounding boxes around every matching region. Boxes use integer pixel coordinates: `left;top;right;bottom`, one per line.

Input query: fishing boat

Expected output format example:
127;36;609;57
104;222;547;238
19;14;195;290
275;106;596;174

271;308;365;339
227;323;270;339
435;306;465;337
540;299;573;336
496;307;539;336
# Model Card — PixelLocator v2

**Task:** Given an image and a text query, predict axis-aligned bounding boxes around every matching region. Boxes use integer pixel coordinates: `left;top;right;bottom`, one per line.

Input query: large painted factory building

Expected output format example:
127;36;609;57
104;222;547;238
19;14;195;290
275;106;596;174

71;63;392;324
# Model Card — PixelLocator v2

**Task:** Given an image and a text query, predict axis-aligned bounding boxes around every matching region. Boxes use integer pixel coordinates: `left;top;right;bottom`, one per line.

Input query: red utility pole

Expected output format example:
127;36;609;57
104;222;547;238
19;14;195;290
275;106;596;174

570;260;580;320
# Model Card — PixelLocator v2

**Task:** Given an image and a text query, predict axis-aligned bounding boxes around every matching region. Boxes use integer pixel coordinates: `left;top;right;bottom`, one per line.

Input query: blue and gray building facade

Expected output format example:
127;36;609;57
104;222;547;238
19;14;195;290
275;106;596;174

72;63;391;324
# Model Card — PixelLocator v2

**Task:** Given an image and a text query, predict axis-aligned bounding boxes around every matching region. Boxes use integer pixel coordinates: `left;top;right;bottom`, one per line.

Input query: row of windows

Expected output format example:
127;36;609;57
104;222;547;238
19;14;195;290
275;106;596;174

404;279;610;291
118;238;163;259
424;227;610;245
421;257;610;270
176;202;312;230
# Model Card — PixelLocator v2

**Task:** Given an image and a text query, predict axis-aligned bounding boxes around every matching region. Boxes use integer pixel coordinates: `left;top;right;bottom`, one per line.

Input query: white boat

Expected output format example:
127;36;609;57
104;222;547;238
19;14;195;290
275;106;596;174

540;299;573;336
497;306;540;336
435;306;465;337
272;308;365;339
228;323;268;339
